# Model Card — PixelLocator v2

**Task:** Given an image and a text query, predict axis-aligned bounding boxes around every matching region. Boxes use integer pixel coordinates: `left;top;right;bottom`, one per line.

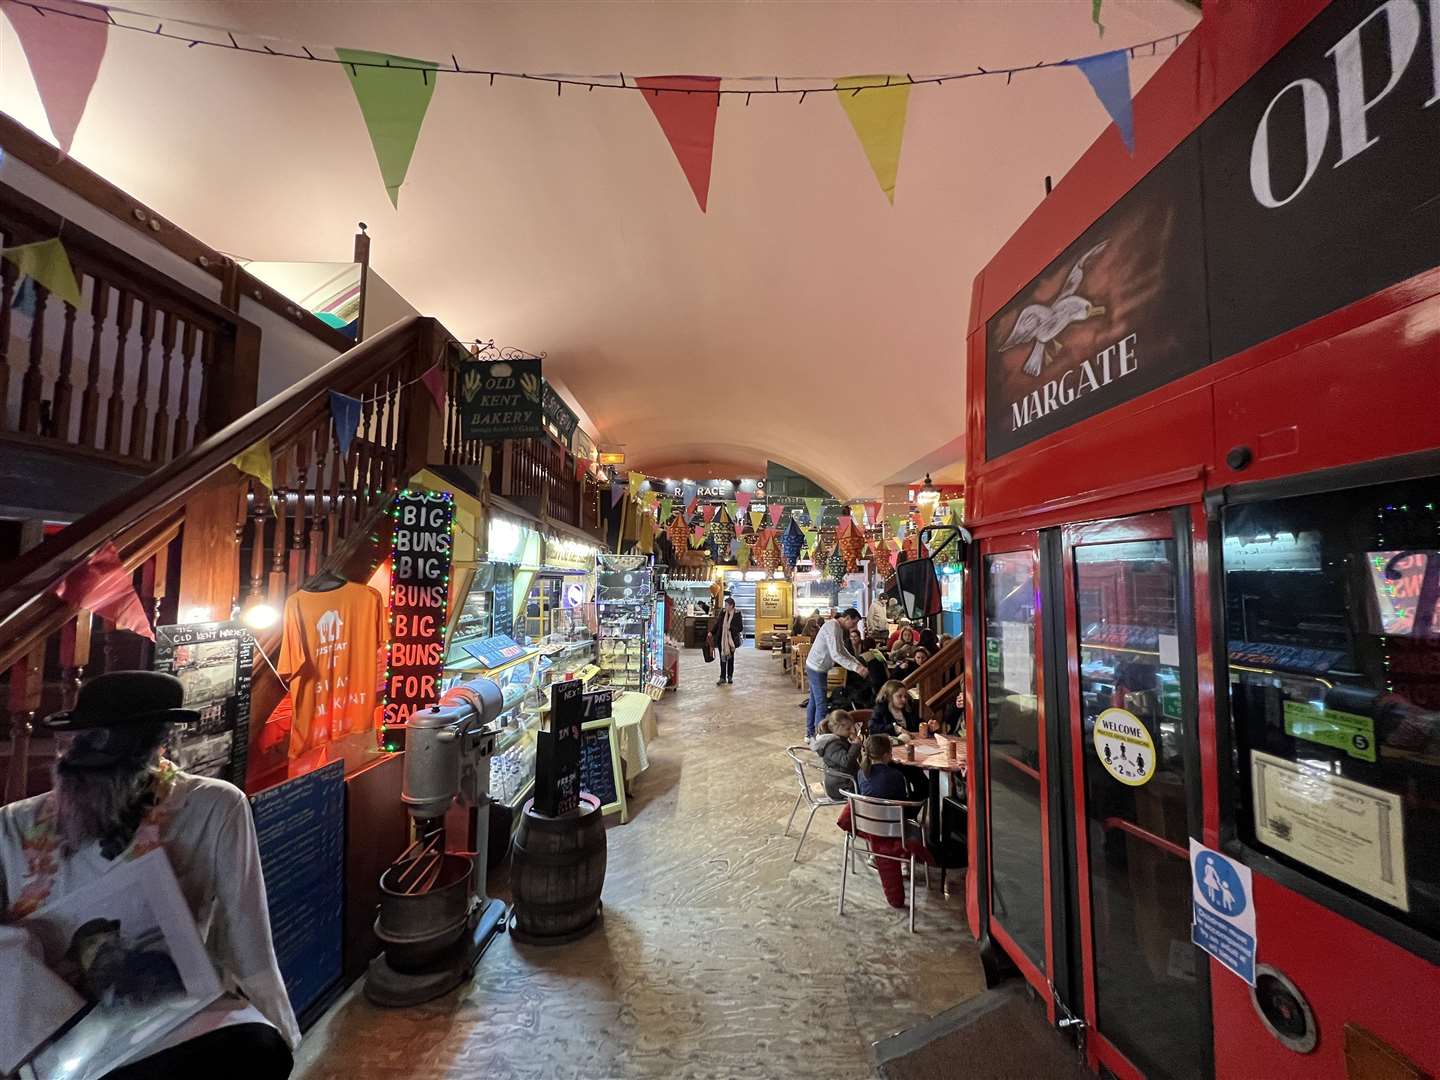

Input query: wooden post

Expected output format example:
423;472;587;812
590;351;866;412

402;318;446;478
353;224;371;345
176;472;247;622
203;319;261;437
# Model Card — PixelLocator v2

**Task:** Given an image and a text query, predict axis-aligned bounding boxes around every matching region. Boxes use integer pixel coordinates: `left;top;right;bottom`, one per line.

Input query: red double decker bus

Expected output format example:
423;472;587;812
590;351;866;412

962;2;1439;1077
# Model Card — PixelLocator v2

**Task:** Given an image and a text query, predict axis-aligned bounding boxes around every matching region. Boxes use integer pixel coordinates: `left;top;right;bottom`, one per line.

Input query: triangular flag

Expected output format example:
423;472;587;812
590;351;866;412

726;500;739;524
749;510;764;531
0;0;107;154
51;541;153;640
804;497;824;525
838;514;853;535
730;538;741;558
692;525;707;547
659;497;673;522
947;498;964;524
337;48;439;207
887;514;904;536
1092;0;1105;37
628;471;646;501
835;76;910;204
685;497;698;520
420;364;446;413
637;514;655;554
1070;51;1133;154
681;481;698;506
768;504;784;526
329;391;363;460
635;76;722;212
865;501;882;526
737;542;751;570
735;490;752;514
611;482;625;508
233;439;272;491
702;504;716;525
11;277;37;319
0;239;81;308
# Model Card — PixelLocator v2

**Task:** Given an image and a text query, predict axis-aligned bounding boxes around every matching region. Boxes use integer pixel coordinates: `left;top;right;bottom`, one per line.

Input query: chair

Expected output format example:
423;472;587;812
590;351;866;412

784;746;845;863
839;791;931;933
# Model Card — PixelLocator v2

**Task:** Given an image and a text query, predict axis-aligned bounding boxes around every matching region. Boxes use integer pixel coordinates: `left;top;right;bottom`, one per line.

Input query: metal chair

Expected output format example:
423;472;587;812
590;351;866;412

784;745;845;863
839;791;930;933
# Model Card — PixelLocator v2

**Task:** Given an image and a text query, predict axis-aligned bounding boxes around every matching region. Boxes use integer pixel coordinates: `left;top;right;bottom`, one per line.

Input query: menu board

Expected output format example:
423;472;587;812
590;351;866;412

153;621;253;784
580;724;618;807
535;679;583;816
250;760;345;1020
492;564;515;646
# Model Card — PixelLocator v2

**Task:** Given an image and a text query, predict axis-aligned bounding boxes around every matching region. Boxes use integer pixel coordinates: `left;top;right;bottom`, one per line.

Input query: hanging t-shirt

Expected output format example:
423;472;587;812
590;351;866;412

277;583;386;758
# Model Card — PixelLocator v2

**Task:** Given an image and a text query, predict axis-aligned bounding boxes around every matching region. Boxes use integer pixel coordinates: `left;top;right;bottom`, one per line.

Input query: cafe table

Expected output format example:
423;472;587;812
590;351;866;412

895;734;967;867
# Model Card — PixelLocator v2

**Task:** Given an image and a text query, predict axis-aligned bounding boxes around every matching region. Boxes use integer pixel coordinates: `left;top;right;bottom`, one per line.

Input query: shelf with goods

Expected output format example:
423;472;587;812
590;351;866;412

595;554;655;693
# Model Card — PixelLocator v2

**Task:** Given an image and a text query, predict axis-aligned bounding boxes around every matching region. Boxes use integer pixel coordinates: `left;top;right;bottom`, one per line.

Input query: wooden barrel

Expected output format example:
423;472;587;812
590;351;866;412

511;793;607;944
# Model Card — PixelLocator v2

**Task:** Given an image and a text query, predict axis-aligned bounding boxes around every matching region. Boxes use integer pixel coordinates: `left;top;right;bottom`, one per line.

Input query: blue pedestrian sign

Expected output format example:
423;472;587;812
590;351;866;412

1190;840;1257;985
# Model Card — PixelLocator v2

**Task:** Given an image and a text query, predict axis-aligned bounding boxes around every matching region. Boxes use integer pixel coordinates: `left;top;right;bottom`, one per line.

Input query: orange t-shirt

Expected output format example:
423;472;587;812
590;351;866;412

277;583;387;758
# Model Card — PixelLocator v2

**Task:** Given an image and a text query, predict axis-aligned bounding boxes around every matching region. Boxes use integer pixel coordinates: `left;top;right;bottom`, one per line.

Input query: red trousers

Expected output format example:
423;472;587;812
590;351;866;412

837;808;933;907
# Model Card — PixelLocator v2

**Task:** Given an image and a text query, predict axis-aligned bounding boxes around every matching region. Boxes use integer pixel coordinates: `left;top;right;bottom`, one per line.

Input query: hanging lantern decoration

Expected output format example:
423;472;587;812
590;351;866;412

708;506;736;563
870;541;896;587
667;513;690;554
755;529;783;574
825;543;848;583
837;516;866;572
781;517;805;572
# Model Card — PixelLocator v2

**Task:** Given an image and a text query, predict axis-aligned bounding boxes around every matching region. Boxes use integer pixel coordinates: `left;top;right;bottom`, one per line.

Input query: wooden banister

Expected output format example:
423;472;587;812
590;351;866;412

902;633;966;725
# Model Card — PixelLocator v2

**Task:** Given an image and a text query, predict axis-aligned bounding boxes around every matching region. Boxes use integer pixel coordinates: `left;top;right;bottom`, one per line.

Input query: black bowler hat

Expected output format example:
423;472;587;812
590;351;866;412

44;671;200;731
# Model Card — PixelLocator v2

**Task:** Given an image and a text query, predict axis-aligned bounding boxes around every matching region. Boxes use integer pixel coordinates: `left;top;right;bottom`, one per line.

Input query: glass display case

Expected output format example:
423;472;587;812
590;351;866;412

596;555;653;692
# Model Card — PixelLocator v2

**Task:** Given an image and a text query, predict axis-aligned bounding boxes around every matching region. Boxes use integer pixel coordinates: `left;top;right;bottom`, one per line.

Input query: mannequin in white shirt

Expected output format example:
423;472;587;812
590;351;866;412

0;671;298;1078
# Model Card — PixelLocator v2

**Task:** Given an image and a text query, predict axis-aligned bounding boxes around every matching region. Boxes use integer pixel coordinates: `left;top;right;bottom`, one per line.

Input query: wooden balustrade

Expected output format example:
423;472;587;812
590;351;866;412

0;179;253;473
902;632;966;727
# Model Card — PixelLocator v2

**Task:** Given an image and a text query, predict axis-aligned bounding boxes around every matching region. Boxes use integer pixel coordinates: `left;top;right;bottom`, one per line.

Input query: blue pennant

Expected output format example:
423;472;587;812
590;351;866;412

1070;50;1134;154
329;390;363;459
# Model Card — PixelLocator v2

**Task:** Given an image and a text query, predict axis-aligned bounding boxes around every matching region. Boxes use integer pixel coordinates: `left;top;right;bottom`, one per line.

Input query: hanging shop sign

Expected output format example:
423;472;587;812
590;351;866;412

383;491;454;739
540;380;580;449
1190;839;1257;985
985;138;1208;459
1092;707;1157;786
458;358;544;441
153;620;253;785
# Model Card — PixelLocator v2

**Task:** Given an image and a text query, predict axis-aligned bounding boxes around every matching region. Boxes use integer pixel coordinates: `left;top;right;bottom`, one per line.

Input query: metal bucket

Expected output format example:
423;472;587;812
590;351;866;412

375;852;473;972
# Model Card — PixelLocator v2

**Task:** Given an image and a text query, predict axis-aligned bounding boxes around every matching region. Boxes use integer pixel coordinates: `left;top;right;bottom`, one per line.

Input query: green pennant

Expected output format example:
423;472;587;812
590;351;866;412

804;497;824;525
737;541;751;570
338;48;439;207
1092;0;1105;37
1;238;81;307
659;497;672;522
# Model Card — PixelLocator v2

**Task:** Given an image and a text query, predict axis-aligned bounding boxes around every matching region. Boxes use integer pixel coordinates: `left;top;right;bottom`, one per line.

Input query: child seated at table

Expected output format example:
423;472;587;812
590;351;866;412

869;680;922;738
845;736;934;909
810;712;863;800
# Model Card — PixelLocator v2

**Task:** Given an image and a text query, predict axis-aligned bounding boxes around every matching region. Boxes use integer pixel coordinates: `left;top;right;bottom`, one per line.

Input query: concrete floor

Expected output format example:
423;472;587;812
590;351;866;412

294;645;986;1080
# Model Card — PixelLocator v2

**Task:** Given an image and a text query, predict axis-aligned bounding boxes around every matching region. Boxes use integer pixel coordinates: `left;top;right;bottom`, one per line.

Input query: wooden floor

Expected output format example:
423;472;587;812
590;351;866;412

294;645;985;1080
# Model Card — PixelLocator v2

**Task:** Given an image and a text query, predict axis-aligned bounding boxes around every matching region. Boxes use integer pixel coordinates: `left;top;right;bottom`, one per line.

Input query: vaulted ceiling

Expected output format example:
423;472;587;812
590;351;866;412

0;0;1197;497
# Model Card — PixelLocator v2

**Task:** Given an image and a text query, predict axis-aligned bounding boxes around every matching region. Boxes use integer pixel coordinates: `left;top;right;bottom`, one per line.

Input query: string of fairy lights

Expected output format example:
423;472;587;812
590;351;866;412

26;0;1190;101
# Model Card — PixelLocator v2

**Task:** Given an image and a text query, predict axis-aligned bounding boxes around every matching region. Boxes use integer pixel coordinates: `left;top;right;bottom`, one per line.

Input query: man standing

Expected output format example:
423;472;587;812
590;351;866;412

804;608;868;738
709;595;743;686
866;591;889;640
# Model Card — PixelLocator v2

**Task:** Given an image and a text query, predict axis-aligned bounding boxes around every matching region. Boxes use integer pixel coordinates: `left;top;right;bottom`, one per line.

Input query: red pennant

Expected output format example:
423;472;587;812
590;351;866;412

51;541;154;640
768;503;784;526
837;514;853;534
635;75;722;212
735;490;752;514
420;364;446;413
685;498;698;519
0;0;108;154
702;504;716;525
865;501;882;526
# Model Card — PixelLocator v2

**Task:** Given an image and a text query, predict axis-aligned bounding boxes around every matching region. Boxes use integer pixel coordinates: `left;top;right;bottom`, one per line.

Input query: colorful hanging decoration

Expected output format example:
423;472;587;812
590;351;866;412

755;531;783;574
1092;0;1106;37
1069;50;1133;154
232;438;273;490
708;508;736;562
51;541;153;640
947;498;965;525
735;490;753;515
628;471;647;502
691;524;708;548
658;496;673;522
0;238;82;308
825;543;848;583
636;75;722;212
838;519;866;571
666;513;690;553
328;391;363;459
781;517;805;572
701;503;716;525
768;503;785;526
736;541;751;570
749;509;764;532
419;364;446;413
803;497;824;525
338;48;438;206
835;76;910;204
0;0;108;154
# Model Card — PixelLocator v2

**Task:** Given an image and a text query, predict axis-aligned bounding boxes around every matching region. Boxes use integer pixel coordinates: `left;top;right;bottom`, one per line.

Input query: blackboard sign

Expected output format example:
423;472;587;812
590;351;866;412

153;620;253;784
541;380;580;449
250;759;345;1020
457;357;544;441
580;724;618;807
383;490;453;731
582;688;613;721
492;564;514;648
535;679;583;816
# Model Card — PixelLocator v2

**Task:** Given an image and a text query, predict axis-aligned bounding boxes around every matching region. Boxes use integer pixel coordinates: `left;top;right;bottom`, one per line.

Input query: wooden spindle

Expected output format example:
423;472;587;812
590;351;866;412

353;389;375;517
4;645;45;804
52;294;80;444
59;611;94;711
195;330;215;441
291;429;312;586
0;259;16;431
248;487;268;601
269;481;289;605
173;322;197;455
79;279;110;448
18;282;50;434
308;424;327;576
326;420;342;556
129;301;156;459
152;310;178;461
105;289;133;454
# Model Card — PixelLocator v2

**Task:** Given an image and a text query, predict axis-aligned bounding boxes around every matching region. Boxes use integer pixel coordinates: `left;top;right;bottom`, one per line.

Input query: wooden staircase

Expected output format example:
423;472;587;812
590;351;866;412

902;632;965;727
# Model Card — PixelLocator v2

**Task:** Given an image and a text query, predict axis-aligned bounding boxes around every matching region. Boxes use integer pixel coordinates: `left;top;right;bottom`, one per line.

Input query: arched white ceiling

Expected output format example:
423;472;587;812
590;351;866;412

0;0;1197;497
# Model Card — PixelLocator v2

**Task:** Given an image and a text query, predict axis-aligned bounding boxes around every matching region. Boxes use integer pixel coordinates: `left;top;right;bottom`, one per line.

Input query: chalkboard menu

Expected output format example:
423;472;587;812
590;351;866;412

492;564;515;647
153;620;253;784
535;679;583;816
250;759;345;1020
580;724;618;807
383;490;453;733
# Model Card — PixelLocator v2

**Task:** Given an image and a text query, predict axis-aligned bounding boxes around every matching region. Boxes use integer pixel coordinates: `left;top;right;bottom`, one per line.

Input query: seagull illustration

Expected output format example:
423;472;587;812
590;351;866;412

997;241;1110;377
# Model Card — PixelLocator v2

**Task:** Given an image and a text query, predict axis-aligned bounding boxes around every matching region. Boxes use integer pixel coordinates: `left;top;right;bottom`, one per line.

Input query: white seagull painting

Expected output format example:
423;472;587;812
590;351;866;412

997;240;1110;377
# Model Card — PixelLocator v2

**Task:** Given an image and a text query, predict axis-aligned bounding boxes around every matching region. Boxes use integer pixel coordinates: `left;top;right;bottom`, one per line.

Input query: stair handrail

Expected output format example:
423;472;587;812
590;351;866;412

0;315;435;633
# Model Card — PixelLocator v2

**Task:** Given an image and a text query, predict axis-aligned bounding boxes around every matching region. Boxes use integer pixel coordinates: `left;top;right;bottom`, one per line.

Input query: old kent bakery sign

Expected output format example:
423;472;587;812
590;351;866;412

458;358;544;441
985;139;1208;459
984;0;1440;460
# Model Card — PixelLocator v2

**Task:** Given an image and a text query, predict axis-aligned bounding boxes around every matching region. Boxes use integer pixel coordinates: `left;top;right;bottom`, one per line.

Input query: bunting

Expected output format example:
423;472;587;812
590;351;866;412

338;47;439;206
628;471;646;502
835;76;910;204
735;490;752;514
750;509;764;532
611;482;626;508
804;497;824;525
701;503;716;525
947;498;964;525
658;496;672;522
737;541;751;570
768;503;784;526
328;391;363;460
1069;50;1133;154
636;75;722;212
0;0;108;154
51;541;153;641
864;501;882;526
0;238;82;308
232;439;273;491
419;364;446;413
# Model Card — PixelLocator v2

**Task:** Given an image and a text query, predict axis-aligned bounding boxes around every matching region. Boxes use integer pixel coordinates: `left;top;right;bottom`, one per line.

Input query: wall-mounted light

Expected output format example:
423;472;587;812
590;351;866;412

598;451;626;466
241;602;278;630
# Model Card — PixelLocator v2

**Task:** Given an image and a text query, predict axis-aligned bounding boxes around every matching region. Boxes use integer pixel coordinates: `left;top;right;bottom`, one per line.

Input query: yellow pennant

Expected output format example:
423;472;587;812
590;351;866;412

1;238;82;307
232;439;273;491
628;471;646;502
835;76;910;204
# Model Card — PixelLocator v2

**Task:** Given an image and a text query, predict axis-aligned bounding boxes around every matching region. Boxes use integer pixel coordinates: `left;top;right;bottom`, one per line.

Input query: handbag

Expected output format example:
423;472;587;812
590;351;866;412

702;637;715;663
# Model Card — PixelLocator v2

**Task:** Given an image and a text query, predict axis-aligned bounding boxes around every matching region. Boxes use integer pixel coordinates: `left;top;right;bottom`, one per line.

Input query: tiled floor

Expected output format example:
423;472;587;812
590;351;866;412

294;645;985;1080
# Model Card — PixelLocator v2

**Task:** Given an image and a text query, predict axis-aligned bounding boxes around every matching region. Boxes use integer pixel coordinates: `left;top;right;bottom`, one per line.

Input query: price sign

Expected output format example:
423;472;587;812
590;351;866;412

383;491;453;738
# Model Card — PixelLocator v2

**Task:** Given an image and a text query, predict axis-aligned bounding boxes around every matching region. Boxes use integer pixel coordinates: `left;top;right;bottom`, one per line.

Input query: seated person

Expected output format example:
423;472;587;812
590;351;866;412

871;679;923;737
851;736;933;908
887;622;916;651
918;628;940;654
892;645;931;679
0;672;299;1078
941;687;964;736
810;713;863;799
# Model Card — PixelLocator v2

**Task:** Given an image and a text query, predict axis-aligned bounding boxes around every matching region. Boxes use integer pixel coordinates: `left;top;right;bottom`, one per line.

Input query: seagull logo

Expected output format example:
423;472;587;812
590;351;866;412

997;241;1109;377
